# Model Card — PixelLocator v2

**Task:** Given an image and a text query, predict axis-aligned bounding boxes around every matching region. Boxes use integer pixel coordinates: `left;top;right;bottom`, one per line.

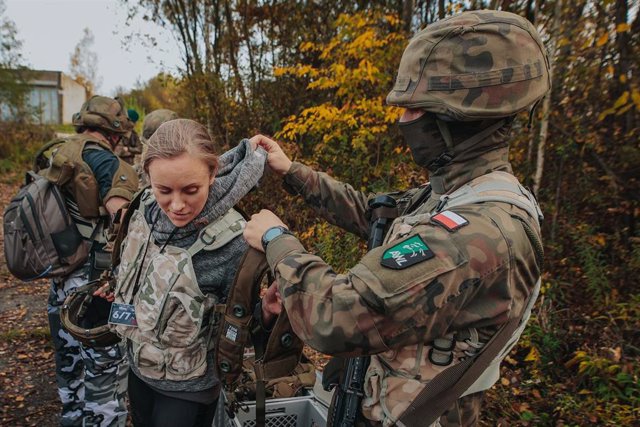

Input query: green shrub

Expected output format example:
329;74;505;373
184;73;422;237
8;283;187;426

0;121;55;175
0;122;55;175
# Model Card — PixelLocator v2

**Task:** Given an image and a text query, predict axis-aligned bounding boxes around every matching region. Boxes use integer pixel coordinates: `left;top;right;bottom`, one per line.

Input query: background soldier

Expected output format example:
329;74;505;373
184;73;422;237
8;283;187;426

113;109;142;165
245;10;549;426
135;109;179;188
44;96;138;426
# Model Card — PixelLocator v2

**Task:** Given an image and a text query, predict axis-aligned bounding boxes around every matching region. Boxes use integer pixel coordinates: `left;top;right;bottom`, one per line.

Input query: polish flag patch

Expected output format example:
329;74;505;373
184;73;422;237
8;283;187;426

431;210;469;232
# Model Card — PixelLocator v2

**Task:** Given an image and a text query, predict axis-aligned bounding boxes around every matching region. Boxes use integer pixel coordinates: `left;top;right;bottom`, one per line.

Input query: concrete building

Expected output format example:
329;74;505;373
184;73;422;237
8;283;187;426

28;70;87;124
1;69;87;124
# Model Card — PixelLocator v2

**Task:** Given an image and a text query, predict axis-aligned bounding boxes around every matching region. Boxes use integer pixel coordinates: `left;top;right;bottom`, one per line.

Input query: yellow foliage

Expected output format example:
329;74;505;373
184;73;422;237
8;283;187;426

272;11;413;189
596;33;609;47
525;346;540;362
616;23;630;33
613;91;629;109
299;41;318;52
631;89;640;110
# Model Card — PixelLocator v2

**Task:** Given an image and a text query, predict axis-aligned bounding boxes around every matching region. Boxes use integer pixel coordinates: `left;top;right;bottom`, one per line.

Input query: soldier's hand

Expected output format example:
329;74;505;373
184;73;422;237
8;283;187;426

93;282;115;302
249;134;292;175
261;281;282;327
244;209;288;251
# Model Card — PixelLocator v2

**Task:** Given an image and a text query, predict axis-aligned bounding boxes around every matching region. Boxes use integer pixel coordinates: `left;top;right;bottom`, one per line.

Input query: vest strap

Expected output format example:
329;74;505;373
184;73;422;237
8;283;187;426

187;209;246;256
396;278;541;427
434;171;543;226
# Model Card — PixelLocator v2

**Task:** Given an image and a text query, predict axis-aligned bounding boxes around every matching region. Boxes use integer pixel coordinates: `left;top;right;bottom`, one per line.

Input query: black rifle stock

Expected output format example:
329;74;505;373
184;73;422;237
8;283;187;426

327;195;397;427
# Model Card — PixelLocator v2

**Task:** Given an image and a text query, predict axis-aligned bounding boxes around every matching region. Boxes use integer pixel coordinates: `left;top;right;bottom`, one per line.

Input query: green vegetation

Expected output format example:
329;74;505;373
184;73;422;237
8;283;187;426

0;122;55;177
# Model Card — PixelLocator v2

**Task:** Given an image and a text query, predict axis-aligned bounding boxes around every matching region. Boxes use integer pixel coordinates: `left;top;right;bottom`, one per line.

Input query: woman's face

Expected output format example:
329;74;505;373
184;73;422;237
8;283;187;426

148;152;214;227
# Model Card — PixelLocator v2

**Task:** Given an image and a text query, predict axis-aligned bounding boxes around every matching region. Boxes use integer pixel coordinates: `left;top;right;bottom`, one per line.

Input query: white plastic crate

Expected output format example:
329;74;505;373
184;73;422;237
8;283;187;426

224;395;328;427
213;366;333;427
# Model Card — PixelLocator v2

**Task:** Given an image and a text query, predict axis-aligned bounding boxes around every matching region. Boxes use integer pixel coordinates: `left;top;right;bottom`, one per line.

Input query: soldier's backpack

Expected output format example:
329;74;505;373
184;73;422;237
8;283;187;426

2;136;109;282
3;170;90;281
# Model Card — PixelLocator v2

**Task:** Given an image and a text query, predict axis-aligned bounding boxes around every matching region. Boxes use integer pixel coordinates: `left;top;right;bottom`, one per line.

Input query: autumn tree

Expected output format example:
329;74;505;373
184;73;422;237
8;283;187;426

0;0;31;120
69;27;101;97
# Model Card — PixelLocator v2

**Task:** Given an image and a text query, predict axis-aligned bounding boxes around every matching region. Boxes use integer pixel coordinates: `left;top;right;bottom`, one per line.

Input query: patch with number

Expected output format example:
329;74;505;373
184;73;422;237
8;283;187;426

431;210;469;232
108;303;138;327
381;235;434;270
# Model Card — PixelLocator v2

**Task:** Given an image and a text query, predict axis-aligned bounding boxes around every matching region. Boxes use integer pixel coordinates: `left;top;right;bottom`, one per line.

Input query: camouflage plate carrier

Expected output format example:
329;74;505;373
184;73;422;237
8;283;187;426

111;190;245;381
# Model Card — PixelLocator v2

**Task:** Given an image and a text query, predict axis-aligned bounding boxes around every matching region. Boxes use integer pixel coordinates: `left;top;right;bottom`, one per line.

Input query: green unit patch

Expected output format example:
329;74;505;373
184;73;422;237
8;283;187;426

381;235;435;270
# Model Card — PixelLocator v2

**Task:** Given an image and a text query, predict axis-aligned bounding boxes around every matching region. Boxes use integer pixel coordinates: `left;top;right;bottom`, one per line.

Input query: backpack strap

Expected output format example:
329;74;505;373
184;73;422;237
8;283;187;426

215;248;304;422
33;138;66;172
110;188;149;268
187;209;246;256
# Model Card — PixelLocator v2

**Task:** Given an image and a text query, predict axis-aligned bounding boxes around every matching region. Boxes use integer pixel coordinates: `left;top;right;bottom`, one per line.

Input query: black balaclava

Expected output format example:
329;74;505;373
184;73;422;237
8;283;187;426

398;113;449;171
399;112;513;172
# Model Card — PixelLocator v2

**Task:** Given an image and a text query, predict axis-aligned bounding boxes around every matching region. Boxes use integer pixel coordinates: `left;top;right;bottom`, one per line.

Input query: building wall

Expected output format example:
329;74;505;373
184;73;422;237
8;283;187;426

0;69;87;124
60;74;87;124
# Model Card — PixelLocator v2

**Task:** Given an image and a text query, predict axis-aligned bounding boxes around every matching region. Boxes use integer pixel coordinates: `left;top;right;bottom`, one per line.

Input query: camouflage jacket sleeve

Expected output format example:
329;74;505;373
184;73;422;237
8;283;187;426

266;202;539;357
283;162;373;240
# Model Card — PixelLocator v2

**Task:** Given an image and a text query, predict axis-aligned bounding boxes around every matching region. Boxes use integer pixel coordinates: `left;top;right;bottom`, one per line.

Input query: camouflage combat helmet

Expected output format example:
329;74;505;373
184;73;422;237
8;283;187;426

387;10;551;121
72;95;133;134
142;109;179;140
61;281;120;348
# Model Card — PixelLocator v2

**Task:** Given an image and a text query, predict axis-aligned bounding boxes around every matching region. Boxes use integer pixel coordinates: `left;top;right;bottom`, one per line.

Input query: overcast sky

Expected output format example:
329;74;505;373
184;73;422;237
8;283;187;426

5;0;182;95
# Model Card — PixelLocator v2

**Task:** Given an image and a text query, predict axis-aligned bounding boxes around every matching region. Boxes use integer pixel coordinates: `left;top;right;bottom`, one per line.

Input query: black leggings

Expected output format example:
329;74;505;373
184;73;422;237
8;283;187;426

128;371;218;427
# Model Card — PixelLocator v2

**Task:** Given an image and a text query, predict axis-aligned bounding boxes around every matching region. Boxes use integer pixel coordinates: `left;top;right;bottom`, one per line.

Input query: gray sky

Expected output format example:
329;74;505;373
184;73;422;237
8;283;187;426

5;0;182;95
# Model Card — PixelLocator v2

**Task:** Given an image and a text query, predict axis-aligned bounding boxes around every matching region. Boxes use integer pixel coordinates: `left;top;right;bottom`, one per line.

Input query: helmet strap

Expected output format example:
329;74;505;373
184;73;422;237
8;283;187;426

435;118;454;151
451;118;508;156
428;118;455;170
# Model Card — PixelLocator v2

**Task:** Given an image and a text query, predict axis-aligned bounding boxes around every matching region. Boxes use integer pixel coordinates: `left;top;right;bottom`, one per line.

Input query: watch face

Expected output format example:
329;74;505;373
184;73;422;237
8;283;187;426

264;227;283;242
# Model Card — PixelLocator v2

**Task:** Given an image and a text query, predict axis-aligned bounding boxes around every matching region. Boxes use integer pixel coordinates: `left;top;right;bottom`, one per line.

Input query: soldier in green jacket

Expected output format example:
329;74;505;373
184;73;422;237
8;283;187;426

244;10;549;426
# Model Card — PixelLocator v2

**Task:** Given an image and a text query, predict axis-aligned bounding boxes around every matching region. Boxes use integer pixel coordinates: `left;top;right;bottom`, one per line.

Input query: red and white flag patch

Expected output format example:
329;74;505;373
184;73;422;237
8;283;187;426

431;210;469;231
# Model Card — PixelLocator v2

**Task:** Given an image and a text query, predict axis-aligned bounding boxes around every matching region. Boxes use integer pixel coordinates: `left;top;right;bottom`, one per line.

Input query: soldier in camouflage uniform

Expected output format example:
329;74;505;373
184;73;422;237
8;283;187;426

47;96;138;426
244;10;550;426
135;109;179;188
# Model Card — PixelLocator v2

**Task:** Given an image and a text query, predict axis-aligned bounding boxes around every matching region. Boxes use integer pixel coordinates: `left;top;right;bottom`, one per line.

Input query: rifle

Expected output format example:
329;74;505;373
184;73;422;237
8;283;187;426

327;195;397;427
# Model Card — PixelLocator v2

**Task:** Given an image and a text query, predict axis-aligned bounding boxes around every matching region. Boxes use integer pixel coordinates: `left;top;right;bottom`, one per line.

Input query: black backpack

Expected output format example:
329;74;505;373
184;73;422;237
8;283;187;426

3;171;90;281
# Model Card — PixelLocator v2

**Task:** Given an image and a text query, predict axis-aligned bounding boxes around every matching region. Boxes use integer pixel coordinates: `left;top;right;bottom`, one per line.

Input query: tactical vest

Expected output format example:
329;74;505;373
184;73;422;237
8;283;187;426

369;171;543;427
111;192;246;381
37;134;138;227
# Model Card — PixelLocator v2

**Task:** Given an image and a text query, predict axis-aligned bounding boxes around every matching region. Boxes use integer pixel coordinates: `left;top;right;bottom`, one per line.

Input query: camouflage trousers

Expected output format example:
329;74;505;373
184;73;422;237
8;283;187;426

48;267;128;427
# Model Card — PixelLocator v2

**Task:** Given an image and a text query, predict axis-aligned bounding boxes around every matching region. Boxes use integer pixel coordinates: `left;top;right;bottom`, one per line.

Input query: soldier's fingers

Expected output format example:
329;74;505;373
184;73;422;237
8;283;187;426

248;134;263;150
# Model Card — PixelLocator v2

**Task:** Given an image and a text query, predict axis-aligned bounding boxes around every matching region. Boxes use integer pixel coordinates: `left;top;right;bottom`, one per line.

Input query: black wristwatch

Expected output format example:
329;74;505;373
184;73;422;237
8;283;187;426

261;226;293;252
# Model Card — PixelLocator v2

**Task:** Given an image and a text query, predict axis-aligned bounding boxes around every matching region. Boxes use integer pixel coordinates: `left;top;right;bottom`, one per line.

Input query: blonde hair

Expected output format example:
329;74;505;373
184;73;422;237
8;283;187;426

143;119;219;176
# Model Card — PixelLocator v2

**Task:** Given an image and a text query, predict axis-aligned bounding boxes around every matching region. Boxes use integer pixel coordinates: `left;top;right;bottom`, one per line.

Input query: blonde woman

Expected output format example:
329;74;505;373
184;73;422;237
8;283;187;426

109;119;265;426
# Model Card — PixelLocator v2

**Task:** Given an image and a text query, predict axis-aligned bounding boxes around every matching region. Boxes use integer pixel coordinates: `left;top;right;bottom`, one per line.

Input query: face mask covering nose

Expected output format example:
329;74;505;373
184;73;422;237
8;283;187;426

398;113;448;170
